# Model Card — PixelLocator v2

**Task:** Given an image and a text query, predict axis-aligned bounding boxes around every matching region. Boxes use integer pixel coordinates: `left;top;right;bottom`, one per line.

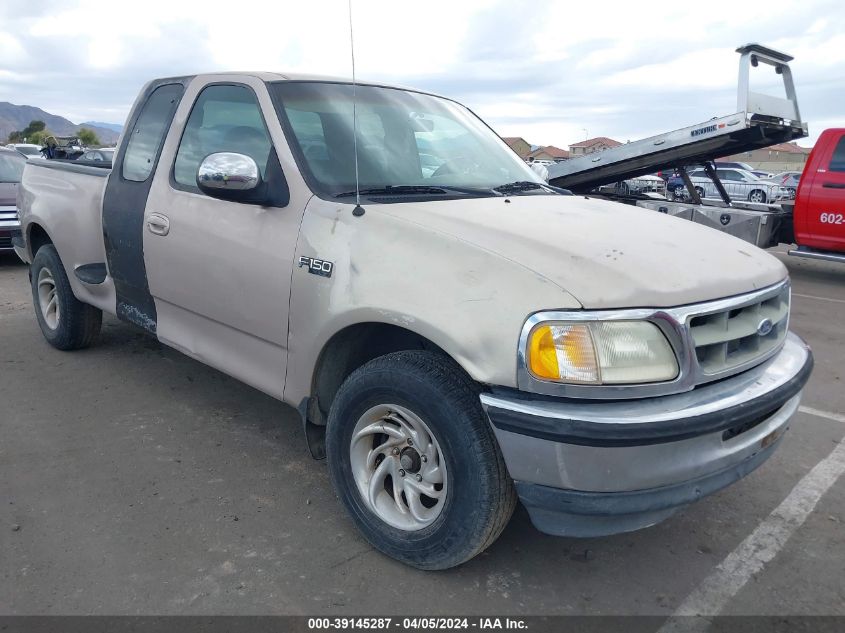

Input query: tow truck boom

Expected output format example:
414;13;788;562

548;44;807;193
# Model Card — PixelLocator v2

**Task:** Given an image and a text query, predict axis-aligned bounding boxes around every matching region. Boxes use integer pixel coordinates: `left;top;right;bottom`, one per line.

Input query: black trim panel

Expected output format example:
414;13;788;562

487;351;812;447
102;79;188;333
74;263;108;285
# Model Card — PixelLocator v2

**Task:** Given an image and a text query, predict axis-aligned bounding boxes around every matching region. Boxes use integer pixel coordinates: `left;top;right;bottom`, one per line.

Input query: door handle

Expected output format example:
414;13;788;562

146;213;170;236
822;182;845;189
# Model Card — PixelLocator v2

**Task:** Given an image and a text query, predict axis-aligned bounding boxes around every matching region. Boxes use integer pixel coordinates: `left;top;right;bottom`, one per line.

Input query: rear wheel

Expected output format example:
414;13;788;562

30;244;102;350
748;189;767;203
326;351;516;570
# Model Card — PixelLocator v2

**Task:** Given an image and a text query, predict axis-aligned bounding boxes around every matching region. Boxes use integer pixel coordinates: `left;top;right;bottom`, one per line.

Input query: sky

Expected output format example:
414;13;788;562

1;0;843;148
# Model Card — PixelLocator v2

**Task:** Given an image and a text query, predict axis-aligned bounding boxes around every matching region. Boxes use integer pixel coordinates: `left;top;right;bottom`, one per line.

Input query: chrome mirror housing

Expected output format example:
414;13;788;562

197;152;261;194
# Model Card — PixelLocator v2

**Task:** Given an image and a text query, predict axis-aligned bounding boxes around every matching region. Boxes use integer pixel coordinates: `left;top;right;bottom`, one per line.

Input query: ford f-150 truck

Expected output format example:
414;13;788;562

15;72;813;570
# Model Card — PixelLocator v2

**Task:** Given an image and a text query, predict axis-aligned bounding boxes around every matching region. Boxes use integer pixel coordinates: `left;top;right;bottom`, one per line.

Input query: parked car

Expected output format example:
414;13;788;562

600;174;666;196
665;166;702;195
6;143;44;159
15;72;812;569
685;167;791;203
714;160;756;171
0;147;25;252
79;148;116;164
768;171;802;197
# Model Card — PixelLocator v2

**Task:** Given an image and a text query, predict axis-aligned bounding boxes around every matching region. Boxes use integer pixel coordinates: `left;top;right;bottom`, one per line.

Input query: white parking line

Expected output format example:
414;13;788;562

792;292;845;305
658;438;845;631
800;406;845;424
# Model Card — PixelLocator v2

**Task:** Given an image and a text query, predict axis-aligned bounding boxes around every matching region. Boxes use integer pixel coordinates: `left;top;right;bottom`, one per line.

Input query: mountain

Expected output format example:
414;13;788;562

81;121;124;133
0;102;121;145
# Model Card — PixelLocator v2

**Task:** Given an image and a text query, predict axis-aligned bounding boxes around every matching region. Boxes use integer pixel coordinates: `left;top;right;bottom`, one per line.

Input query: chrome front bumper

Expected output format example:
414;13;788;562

481;332;813;537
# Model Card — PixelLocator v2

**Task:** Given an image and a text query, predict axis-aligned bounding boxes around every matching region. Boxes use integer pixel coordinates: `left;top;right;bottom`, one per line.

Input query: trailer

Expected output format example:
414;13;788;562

547;44;807;249
41;135;86;160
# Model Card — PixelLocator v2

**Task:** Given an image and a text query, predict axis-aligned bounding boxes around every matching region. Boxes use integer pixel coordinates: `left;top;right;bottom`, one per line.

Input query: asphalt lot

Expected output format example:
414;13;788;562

1;246;843;617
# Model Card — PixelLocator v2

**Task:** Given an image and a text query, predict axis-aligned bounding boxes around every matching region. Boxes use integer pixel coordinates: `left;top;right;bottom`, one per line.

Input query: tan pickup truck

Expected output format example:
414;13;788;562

15;72;813;569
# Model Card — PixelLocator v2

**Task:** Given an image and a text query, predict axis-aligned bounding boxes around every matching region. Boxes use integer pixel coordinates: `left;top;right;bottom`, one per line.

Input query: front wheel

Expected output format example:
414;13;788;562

30;244;102;350
326;351;516;570
748;189;767;203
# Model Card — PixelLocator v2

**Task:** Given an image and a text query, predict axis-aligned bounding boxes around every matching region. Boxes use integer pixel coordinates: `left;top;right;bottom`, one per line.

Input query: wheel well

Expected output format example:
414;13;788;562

308;323;446;426
28;224;53;258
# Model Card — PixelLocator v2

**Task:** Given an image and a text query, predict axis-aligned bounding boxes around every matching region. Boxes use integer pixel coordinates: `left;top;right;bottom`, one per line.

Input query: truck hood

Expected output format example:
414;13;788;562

373;194;787;309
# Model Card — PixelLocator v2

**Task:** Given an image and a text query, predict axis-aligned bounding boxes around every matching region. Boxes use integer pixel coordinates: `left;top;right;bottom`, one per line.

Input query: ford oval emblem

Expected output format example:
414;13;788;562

757;318;774;336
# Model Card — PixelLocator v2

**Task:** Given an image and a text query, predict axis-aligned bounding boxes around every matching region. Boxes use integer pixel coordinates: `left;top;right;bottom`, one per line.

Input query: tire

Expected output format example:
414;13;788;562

30;244;102;350
326;350;516;570
748;189;767;203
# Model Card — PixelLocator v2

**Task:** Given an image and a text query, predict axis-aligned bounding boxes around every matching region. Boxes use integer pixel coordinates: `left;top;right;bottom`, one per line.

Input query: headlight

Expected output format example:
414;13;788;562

526;321;678;385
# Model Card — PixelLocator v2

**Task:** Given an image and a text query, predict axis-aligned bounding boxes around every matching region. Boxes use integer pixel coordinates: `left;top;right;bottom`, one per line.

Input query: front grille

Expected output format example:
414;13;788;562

689;284;790;376
0;235;12;249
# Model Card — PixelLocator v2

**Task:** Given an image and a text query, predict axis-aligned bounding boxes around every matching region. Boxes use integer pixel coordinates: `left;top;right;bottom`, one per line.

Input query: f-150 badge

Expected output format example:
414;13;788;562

298;256;333;278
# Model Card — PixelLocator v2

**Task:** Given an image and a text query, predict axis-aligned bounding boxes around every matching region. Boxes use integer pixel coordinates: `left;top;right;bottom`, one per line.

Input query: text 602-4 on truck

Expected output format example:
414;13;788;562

14;71;813;569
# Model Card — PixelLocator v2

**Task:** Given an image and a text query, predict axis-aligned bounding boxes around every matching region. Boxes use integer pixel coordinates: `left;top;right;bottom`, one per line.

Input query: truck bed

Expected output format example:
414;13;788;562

17;159;115;312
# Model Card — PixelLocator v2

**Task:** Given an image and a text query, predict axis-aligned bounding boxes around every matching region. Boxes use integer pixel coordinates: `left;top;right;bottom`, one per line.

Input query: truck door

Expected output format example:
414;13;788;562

142;80;305;399
799;131;845;251
102;81;186;331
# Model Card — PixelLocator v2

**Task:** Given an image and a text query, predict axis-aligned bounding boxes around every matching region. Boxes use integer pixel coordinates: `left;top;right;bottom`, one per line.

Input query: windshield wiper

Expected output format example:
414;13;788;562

493;181;546;194
493;180;572;196
335;185;492;198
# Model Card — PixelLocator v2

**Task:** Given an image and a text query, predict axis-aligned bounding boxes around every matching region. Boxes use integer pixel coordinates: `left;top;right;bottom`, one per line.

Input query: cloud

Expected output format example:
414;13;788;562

0;0;841;146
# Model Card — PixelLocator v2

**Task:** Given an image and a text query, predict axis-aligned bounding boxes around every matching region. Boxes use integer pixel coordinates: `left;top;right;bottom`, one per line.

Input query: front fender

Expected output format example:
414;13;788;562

283;197;581;405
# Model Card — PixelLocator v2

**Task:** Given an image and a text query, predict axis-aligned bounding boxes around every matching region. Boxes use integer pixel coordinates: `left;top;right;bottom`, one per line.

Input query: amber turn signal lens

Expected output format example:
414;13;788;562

527;323;600;383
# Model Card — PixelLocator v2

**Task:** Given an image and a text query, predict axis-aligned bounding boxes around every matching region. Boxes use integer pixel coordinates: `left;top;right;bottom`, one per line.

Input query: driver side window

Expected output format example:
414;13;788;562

173;84;273;190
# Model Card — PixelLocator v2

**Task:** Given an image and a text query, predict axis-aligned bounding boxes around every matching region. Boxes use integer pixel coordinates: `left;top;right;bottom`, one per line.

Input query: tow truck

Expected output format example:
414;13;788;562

547;44;834;257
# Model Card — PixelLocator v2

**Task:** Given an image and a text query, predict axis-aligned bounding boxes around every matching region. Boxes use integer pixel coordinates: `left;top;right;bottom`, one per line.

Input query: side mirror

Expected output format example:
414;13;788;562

196;152;267;204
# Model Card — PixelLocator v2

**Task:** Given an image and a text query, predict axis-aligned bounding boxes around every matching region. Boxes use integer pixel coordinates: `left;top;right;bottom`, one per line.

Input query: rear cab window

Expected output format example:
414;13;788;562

122;84;184;182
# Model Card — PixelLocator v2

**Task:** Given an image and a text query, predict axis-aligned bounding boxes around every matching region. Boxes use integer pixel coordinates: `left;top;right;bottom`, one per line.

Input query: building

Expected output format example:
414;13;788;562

720;142;811;173
501;137;531;159
569;136;622;156
527;145;570;162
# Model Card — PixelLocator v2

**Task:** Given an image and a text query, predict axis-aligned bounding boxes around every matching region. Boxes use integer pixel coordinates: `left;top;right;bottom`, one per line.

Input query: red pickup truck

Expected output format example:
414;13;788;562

791;128;845;263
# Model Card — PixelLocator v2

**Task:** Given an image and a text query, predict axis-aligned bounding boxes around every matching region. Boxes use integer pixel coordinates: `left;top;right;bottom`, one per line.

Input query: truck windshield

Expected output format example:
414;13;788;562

269;81;544;199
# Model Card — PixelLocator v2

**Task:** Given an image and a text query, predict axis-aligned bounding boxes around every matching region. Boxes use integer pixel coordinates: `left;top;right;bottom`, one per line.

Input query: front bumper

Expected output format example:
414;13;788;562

481;332;813;537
